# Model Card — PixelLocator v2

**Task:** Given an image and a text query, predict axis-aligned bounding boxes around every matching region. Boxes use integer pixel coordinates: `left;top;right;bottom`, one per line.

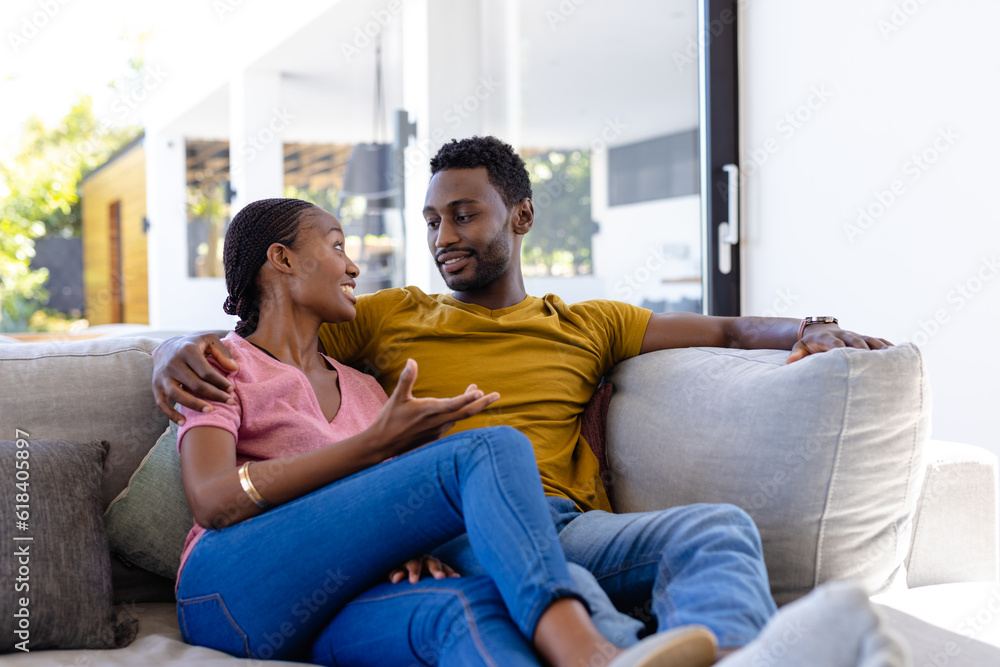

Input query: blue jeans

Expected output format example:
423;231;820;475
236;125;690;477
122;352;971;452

432;497;777;649
176;427;582;664
312;562;644;666
549;496;777;648
313;576;539;666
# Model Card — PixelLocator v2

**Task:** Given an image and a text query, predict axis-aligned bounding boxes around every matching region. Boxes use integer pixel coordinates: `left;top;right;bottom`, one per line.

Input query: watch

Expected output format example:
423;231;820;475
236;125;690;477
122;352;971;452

798;316;838;340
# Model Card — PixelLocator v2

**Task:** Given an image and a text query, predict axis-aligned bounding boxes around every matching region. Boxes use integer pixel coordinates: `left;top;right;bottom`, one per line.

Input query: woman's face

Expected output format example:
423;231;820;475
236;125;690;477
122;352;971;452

286;208;361;324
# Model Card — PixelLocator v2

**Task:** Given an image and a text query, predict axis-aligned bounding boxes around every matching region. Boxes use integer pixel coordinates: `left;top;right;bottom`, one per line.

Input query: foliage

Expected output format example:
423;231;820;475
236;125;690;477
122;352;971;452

283;185;341;213
27;308;89;333
521;150;594;277
186;183;230;278
0;96;140;330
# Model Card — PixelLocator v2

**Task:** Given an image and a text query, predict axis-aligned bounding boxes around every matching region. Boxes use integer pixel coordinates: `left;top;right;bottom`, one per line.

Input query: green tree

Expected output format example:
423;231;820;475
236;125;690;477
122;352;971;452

522;150;594;277
0;96;139;331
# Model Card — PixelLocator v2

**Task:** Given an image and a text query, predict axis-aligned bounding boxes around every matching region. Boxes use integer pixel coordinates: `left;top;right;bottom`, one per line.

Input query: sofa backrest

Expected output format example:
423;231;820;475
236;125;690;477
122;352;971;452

605;344;929;606
0;337;168;509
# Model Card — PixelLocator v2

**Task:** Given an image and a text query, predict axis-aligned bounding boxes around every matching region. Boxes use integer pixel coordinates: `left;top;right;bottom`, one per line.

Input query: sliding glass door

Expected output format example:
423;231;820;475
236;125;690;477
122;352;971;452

508;0;740;315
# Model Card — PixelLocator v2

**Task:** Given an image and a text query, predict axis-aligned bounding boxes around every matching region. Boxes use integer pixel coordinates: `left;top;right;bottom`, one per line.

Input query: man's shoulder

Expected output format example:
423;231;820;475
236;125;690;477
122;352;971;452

545;297;653;350
544;295;649;318
357;285;445;310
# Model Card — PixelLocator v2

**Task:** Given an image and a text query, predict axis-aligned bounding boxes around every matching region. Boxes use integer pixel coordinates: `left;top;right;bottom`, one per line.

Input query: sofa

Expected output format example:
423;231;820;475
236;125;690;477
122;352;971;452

1;334;998;665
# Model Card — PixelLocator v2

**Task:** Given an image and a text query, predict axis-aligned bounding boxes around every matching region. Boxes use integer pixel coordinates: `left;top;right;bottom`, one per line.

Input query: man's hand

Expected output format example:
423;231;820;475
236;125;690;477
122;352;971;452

152;332;239;425
389;555;460;584
786;324;893;364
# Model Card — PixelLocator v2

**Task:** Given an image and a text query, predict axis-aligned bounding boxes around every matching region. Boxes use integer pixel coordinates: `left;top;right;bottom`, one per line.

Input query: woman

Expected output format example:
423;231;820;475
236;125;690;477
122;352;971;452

174;198;717;666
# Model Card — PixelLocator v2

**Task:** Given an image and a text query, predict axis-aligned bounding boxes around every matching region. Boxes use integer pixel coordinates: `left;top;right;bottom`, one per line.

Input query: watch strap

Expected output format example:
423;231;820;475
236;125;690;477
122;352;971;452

798;316;839;340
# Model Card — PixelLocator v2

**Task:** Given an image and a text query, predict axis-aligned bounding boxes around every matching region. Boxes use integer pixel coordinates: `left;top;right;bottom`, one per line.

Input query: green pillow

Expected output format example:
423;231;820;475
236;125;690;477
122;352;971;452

104;422;194;580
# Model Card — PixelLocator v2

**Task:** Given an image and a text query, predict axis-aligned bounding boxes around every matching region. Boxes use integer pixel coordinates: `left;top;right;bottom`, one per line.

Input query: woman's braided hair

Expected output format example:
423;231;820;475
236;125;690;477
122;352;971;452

223;198;317;336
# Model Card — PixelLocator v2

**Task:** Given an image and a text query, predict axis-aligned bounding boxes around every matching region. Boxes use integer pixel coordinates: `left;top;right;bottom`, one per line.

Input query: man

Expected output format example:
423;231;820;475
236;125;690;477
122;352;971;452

154;136;905;666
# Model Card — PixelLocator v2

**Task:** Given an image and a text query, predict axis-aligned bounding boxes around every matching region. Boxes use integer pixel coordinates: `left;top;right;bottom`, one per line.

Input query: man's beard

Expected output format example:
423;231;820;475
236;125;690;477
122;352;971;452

440;226;512;292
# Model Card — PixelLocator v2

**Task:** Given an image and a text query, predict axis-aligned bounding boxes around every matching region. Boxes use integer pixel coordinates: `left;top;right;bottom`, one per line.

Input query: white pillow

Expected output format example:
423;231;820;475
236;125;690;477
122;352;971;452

606;344;928;606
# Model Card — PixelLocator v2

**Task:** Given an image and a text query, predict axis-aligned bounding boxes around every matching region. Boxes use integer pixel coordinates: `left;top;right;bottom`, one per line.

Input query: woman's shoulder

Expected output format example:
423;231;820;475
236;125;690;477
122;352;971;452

218;332;254;369
214;333;279;386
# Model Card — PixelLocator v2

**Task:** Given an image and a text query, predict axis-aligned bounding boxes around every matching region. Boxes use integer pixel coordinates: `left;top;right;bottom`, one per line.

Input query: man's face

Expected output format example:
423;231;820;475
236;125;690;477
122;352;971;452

423;167;515;292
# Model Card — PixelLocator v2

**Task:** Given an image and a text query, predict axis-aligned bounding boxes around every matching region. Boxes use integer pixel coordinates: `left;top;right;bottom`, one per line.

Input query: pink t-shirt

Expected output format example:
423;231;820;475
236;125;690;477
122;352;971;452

176;332;388;579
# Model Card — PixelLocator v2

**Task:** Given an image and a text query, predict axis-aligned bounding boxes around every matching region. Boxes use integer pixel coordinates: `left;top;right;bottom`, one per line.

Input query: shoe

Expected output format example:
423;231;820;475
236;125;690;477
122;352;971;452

608;625;718;667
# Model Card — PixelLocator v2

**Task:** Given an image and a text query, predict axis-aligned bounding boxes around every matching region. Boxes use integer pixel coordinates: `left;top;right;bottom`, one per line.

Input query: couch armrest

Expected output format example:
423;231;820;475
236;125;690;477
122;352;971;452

906;440;999;588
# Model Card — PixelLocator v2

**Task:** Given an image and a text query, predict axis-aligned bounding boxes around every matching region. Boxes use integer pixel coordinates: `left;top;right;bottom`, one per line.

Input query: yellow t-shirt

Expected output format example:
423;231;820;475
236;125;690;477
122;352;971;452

318;287;652;512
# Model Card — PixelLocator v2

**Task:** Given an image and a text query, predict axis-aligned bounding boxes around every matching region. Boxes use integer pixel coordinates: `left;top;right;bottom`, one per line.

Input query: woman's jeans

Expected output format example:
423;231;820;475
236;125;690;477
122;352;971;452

176;426;582;665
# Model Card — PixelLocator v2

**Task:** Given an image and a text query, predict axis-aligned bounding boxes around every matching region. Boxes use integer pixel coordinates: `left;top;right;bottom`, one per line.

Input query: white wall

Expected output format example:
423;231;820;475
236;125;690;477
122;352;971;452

741;1;1000;455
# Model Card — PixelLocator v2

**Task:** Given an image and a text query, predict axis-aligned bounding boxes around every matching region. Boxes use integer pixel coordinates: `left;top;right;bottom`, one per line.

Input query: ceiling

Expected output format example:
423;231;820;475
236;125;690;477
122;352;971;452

175;0;700;150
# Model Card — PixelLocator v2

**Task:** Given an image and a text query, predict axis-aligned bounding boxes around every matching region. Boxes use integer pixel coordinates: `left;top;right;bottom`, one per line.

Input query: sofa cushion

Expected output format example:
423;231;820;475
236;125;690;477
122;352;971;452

0;438;136;652
605;344;928;606
105;421;194;580
0;337;169;510
111;555;179;605
0;602;312;666
581;381;615;505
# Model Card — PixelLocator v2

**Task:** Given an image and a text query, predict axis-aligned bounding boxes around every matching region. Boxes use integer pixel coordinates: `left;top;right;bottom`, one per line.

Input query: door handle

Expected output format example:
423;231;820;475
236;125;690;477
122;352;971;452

718;163;739;274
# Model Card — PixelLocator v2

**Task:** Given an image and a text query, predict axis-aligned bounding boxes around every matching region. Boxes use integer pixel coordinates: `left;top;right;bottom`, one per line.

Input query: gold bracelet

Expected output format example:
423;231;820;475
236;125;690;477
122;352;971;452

238;461;272;509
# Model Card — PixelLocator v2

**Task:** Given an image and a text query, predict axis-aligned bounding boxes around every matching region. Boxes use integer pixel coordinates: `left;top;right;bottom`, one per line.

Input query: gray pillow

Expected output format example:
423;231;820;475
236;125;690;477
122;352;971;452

0;337;169;510
104;421;194;580
0;438;136;652
606;344;928;606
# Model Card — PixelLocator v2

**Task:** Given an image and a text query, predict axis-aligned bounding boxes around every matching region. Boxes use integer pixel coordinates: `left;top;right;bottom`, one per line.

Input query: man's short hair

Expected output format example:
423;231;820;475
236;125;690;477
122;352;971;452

430;136;533;209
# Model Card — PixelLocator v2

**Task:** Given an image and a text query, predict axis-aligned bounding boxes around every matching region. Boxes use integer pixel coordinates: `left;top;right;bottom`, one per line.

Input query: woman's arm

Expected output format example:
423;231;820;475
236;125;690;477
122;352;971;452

180;359;499;529
180;424;388;529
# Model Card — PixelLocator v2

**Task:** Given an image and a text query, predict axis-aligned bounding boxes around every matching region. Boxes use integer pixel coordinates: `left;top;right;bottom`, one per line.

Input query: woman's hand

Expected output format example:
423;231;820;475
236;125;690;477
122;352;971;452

369;359;500;458
152;332;239;425
389;555;460;584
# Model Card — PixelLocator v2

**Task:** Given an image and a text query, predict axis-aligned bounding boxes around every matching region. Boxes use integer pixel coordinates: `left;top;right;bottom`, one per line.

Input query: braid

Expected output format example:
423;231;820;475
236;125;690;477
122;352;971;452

222;198;317;336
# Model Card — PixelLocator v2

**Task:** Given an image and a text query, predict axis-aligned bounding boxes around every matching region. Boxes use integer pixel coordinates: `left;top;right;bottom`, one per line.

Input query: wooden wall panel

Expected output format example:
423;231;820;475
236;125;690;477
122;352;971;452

81;144;148;325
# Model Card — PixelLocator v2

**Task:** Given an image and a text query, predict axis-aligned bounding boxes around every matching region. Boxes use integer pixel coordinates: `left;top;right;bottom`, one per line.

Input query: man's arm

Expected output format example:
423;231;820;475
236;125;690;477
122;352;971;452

639;313;892;363
152;290;388;422
152;331;238;424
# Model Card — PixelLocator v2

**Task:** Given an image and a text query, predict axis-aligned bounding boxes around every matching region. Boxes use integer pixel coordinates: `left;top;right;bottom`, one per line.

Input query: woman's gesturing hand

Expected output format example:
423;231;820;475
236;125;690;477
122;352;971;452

389;555;460;584
370;358;500;457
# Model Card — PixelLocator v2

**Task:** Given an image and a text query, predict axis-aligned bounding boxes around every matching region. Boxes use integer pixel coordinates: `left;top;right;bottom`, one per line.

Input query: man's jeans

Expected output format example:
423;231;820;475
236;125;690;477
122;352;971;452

549;496;778;648
176;427;583;665
435;496;778;649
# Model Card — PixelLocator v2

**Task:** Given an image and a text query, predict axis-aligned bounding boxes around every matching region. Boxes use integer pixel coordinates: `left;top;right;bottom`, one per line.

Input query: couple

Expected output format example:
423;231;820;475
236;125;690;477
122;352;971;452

157;136;909;666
